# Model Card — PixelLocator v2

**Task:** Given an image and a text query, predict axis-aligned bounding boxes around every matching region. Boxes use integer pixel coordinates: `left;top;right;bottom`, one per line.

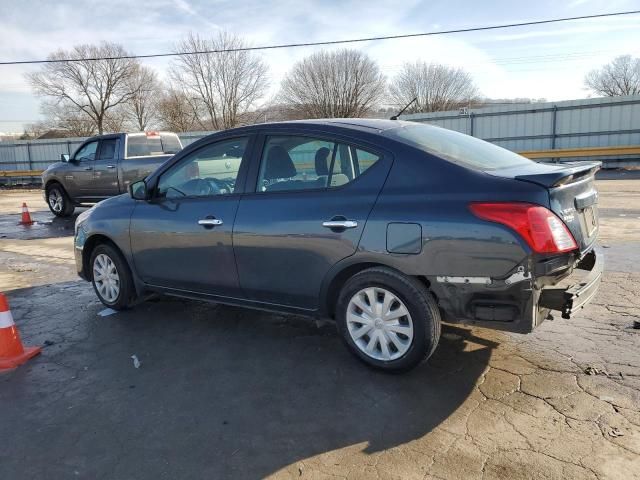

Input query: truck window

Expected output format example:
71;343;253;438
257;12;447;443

160;134;182;154
74;141;98;162
98;139;117;160
126;134;182;158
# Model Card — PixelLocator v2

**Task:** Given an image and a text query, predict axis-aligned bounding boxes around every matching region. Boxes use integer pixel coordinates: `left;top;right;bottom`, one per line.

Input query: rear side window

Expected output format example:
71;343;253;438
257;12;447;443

98;139;117;160
390;123;533;171
256;135;381;192
126;134;182;158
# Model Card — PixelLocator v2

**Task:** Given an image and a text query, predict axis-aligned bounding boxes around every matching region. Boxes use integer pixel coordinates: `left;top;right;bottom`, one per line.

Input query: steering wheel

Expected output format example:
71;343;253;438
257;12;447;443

181;178;218;196
204;177;232;194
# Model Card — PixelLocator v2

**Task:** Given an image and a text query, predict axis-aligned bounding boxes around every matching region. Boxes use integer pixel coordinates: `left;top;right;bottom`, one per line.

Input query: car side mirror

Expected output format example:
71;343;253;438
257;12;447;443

129;180;148;200
61;153;70;162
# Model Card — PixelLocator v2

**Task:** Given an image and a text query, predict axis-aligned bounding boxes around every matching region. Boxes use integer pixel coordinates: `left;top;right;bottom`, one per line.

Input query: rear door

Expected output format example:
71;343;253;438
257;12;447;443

233;132;392;309
92;137;120;197
130;135;252;296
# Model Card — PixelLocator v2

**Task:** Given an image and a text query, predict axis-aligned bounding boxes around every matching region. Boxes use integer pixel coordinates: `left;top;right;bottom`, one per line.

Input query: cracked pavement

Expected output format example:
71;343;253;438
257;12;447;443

0;177;639;480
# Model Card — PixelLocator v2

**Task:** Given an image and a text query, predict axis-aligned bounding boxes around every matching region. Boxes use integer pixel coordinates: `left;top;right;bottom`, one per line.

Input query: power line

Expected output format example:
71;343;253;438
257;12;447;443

1;10;639;66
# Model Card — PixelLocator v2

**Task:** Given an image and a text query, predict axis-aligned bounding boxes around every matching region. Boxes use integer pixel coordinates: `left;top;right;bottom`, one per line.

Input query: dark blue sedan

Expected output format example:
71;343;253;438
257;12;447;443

74;119;602;371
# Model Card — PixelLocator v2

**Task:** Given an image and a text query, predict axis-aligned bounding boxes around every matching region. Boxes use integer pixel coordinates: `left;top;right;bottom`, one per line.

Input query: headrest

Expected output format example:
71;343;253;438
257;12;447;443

315;147;331;176
264;146;296;180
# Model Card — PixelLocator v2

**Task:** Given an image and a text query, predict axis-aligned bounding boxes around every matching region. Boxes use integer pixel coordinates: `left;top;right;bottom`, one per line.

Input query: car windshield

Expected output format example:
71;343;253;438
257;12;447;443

389;123;533;171
126;134;182;157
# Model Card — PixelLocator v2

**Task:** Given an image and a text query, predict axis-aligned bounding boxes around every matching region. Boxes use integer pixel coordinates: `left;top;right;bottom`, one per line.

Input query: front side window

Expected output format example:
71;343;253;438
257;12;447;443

74;141;98;162
256;136;381;192
157;137;247;199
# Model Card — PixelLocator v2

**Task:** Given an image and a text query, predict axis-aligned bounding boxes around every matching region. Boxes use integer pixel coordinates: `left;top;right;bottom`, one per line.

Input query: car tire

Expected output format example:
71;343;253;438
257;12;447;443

336;267;441;372
90;243;136;310
46;184;75;217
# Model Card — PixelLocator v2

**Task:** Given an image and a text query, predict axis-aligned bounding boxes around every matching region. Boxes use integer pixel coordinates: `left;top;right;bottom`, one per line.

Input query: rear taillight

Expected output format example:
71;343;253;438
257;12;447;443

469;202;578;254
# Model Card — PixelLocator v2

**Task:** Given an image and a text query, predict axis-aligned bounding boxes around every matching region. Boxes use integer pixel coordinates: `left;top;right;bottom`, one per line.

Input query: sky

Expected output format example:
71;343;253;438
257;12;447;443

1;0;640;133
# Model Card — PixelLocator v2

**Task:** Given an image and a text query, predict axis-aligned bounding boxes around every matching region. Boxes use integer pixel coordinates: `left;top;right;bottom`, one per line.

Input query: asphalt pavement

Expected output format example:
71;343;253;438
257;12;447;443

0;177;639;480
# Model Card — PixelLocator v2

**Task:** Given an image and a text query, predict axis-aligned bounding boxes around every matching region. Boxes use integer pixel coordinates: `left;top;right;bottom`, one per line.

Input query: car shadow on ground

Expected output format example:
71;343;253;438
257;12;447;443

1;284;496;479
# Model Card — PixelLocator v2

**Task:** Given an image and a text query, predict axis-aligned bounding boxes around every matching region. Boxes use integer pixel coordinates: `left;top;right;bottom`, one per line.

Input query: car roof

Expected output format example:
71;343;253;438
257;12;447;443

226;118;411;136
282;118;404;131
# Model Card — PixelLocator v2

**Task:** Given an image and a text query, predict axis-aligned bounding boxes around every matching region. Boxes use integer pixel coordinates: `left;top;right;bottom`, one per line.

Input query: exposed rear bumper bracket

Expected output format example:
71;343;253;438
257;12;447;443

538;248;603;319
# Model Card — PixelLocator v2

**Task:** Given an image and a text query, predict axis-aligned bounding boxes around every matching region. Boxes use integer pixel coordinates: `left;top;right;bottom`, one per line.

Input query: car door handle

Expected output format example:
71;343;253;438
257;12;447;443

106;165;116;169
322;220;358;229
198;218;223;226
84;167;93;171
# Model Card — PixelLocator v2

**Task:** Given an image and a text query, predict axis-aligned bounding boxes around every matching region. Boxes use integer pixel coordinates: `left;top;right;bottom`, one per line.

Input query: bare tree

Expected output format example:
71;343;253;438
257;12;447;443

585;55;640;97
38;101;98;137
27;42;139;134
279;49;386;118
170;31;269;130
157;88;200;132
103;106;130;133
126;65;161;130
388;61;479;113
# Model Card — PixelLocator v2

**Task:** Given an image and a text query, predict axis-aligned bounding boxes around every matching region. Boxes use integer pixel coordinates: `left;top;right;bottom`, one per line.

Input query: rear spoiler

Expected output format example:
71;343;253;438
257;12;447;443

515;161;601;188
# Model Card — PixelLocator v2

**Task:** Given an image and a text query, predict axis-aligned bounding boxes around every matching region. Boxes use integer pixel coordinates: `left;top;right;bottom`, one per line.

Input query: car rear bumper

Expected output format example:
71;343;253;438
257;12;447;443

538;247;603;319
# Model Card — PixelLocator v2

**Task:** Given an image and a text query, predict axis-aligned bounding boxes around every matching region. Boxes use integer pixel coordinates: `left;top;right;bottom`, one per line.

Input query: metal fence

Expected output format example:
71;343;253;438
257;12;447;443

2;94;640;183
400;95;640;167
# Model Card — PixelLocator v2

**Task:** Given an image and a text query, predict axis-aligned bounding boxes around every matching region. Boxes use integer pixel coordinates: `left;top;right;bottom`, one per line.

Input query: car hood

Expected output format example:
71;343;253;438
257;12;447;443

93;192;135;210
44;162;67;173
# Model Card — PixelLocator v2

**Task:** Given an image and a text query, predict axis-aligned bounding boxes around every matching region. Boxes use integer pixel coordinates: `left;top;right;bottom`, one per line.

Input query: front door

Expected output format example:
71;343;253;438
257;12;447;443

130;136;251;296
92;137;120;198
233;133;392;309
65;140;98;199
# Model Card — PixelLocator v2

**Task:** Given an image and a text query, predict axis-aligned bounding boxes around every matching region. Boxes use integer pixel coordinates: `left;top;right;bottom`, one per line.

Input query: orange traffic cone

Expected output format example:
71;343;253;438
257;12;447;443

19;202;33;225
0;293;41;371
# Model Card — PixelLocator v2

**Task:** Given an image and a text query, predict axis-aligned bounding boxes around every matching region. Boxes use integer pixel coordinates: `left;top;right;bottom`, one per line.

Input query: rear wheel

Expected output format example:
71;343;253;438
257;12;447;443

90;244;136;310
46;184;75;217
336;267;441;372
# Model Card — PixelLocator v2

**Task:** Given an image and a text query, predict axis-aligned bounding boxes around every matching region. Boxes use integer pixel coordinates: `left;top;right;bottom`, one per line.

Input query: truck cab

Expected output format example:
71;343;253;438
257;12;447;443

42;131;182;217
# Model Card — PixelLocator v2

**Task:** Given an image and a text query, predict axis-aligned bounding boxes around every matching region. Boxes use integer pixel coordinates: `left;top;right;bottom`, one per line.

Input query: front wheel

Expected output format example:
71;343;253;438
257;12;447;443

90;244;136;310
336;267;441;372
46;184;75;217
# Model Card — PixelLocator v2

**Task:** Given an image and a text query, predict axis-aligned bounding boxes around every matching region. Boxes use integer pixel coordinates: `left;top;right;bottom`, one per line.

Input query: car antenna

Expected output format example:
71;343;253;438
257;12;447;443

390;97;417;120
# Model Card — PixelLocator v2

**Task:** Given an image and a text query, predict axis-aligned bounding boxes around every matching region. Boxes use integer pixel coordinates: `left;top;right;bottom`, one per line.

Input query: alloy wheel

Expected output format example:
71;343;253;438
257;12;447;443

48;189;63;213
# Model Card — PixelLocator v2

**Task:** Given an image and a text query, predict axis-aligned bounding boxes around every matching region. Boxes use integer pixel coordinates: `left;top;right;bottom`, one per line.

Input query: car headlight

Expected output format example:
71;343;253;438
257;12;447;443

75;207;93;230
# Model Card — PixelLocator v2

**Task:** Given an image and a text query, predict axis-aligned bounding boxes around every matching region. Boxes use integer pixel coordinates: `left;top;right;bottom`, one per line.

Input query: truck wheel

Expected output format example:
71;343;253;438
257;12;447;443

90;243;136;310
47;184;75;217
336;267;441;373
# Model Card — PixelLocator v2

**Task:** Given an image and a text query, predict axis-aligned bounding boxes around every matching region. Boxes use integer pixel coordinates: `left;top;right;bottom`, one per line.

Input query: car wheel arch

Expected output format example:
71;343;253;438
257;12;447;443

83;235;126;279
321;261;430;319
45;180;66;196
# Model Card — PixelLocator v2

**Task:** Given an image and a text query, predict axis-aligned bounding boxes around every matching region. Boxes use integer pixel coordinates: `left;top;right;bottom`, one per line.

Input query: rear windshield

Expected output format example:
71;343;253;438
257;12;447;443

389;123;533;171
126;134;182;158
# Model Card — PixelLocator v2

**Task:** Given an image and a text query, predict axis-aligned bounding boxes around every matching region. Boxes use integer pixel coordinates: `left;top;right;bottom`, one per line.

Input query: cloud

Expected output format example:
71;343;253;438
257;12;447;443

1;0;640;130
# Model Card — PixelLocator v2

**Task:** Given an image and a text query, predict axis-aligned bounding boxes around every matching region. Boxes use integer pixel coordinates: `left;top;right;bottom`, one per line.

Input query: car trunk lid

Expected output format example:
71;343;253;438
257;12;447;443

489;161;601;253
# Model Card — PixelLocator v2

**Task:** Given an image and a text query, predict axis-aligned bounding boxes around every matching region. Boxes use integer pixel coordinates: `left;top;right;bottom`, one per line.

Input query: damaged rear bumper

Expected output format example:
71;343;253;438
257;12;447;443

538;247;603;319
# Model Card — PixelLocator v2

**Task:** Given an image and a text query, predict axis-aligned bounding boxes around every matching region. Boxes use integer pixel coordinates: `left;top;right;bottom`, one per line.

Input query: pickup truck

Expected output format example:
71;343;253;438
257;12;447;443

42;131;183;217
